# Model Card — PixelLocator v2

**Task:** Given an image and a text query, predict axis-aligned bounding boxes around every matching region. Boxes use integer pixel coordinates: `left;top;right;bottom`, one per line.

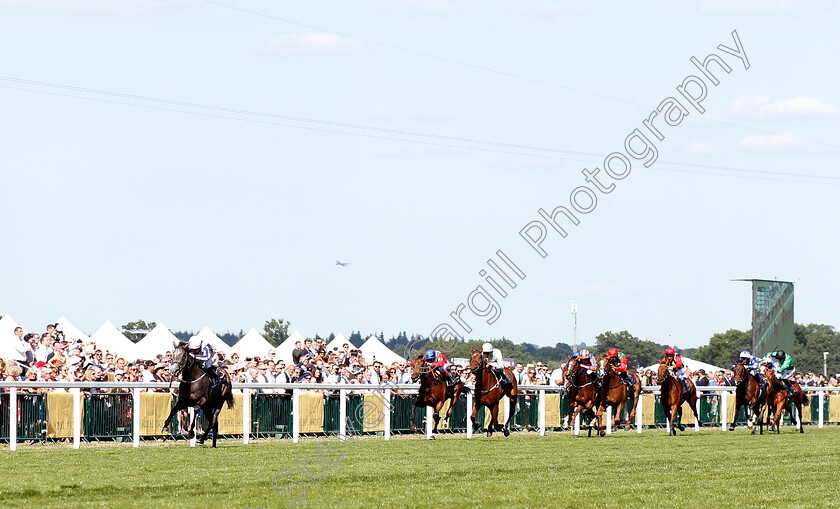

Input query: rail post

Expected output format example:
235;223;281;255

292;388;300;443
818;390;824;428
636;392;643;433
339;389;347;442
133;387;141;448
9;386;17;451
466;391;473;439
242;389;250;444
720;390;727;431
383;388;391;441
538;389;546;436
72;387;81;449
425;406;433;439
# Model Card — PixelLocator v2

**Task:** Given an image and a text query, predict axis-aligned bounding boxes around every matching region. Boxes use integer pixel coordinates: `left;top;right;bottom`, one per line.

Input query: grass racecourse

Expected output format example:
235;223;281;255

2;427;840;508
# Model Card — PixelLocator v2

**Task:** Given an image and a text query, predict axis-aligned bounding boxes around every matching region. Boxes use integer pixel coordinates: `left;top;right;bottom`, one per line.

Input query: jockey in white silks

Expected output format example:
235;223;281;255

187;337;221;388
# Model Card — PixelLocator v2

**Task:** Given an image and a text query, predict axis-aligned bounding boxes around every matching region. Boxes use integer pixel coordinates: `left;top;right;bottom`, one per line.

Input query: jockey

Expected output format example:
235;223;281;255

481;343;511;386
735;350;761;376
572;348;597;374
424;349;458;386
768;350;796;396
607;347;634;387
661;347;689;393
187;337;221;388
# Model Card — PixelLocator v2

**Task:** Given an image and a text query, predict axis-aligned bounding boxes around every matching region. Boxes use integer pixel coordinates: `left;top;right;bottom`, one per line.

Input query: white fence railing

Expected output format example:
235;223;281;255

0;382;838;451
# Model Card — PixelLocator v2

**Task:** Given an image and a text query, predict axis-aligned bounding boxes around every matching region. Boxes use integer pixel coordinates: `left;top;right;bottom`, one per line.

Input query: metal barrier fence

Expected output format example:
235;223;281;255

1;382;839;450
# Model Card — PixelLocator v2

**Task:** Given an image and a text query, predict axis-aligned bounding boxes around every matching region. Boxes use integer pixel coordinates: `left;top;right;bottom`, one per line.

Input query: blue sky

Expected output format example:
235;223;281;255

1;0;838;349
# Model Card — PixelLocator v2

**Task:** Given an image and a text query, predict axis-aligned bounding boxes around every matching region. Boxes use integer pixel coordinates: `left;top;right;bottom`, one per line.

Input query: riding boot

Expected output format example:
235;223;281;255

681;379;689;394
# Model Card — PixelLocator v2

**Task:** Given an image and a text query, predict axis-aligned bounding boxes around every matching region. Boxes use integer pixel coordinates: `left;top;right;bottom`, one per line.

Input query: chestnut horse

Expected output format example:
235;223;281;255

565;357;600;437
596;355;642;432
657;362;698;436
469;349;518;437
763;366;809;434
409;355;466;438
731;361;767;434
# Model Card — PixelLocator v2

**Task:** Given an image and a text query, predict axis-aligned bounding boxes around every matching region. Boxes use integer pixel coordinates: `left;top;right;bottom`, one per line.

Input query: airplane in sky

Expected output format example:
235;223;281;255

335;261;351;267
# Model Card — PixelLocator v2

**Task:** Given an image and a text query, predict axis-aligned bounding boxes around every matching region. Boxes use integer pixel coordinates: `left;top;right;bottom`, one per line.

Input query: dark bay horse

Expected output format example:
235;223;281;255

596;355;630;435
657;362;698;436
409;355;466;438
731;361;767;435
565;357;600;437
763;366;809;434
469;349;518;437
162;342;234;447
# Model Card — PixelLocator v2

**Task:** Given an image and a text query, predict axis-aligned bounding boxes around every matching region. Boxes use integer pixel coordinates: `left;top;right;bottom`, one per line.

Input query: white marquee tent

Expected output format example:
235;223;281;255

0;314;24;360
275;330;303;364
359;335;405;365
90;320;138;359
190;326;231;353
642;356;725;374
55;316;90;342
133;323;180;360
326;332;350;352
231;328;274;359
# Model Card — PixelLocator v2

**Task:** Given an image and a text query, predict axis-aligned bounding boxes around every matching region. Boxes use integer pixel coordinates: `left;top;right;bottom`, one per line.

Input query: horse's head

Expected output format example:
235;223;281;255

565;357;579;377
468;349;485;375
732;362;746;385
169;342;191;378
597;355;609;379
657;362;669;382
410;355;425;381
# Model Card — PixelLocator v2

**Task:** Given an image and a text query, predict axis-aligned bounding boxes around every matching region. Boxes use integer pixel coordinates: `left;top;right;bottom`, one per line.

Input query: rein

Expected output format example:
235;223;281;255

472;357;501;395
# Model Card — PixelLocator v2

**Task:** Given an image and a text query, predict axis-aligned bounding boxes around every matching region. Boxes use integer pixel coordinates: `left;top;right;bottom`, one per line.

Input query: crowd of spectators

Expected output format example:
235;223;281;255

3;324;840;392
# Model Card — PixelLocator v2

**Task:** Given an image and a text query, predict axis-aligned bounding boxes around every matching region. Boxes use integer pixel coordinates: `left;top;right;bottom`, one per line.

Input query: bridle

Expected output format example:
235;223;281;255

566;360;596;389
169;346;206;385
471;353;501;394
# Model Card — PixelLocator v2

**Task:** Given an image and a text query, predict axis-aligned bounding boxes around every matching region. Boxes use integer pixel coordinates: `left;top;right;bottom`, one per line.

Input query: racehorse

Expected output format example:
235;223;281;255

409;355;467;438
763;366;809;434
595;355;642;434
162;342;234;447
469;349;518;437
731;361;767;435
565;356;600;437
657;362;699;436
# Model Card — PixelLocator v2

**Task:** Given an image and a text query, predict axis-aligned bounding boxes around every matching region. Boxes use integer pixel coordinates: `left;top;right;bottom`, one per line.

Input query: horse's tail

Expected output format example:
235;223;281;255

223;373;235;409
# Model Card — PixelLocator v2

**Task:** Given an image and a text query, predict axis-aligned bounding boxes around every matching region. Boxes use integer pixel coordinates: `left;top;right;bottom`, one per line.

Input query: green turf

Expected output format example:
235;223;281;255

2;427;839;508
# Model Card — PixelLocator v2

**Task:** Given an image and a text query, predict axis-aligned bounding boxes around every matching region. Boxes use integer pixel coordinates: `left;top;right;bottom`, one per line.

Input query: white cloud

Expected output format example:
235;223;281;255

739;133;803;151
685;141;714;154
0;0;163;15
733;96;835;119
391;0;456;14
259;34;364;56
699;0;799;14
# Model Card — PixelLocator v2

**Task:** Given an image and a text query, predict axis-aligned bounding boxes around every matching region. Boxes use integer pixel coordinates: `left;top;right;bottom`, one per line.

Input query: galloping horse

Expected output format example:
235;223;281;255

596;355;636;435
763;366;809;434
162;342;234;447
657;362;698;436
409;355;466;438
565;357;600;437
469;349;518;437
731;361;767;434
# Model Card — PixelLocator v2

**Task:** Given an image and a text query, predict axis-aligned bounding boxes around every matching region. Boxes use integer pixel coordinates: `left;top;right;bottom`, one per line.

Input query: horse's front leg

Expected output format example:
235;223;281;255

187;407;198;439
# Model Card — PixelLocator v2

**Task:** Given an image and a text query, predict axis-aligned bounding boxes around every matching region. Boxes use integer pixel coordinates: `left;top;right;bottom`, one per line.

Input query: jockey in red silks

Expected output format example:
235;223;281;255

606;347;635;387
424;349;458;385
661;347;689;393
